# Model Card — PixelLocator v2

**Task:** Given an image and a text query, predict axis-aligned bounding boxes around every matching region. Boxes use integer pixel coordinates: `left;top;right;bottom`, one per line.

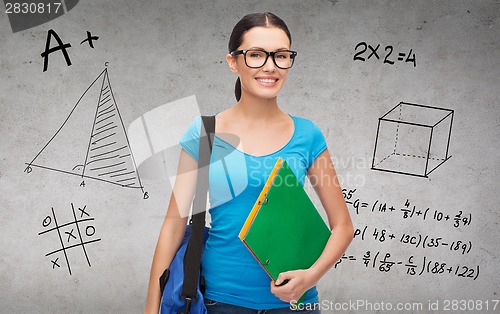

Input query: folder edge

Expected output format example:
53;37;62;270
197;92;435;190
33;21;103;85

238;157;283;240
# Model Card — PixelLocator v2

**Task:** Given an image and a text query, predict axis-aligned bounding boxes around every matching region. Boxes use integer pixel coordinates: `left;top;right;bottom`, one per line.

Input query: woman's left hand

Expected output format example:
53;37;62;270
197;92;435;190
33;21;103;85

270;269;318;303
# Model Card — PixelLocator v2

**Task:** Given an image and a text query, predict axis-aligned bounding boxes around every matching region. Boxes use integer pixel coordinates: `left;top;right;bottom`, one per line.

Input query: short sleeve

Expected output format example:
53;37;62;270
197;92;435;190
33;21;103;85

308;121;328;168
178;116;202;162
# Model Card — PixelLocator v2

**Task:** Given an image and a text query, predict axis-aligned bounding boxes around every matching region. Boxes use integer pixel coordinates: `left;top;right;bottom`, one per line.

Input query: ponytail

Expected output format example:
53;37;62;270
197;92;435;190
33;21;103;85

235;77;242;101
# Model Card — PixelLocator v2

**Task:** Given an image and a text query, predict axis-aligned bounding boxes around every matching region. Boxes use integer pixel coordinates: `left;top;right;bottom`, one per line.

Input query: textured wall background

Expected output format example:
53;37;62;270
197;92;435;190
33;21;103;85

1;0;499;313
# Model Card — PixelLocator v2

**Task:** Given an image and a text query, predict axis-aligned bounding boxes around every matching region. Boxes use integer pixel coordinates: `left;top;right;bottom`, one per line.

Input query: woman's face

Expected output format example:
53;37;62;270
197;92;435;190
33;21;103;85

227;26;292;101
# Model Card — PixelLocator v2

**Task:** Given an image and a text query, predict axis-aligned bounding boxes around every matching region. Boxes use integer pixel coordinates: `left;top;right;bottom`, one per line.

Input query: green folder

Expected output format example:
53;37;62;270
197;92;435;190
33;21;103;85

239;158;331;304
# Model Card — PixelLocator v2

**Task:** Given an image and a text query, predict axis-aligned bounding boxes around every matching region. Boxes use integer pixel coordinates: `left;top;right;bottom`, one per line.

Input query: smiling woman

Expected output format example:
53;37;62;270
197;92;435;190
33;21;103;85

227;12;293;102
228;26;293;103
145;12;354;314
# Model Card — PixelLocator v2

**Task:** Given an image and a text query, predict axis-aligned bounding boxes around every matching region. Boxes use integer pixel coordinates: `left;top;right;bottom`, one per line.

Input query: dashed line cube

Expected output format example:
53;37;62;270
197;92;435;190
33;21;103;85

371;102;453;177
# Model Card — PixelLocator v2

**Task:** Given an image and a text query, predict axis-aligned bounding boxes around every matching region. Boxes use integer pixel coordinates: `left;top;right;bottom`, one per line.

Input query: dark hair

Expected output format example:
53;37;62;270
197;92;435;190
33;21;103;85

228;12;292;101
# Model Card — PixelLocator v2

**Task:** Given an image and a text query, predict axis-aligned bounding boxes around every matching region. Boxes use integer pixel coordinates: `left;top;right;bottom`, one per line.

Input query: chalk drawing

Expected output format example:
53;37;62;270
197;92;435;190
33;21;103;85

25;68;147;198
38;203;101;275
371;102;453;177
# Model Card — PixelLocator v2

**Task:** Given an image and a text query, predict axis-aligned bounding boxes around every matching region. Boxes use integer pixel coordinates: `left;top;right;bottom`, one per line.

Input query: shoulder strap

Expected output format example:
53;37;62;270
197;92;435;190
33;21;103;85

180;115;215;309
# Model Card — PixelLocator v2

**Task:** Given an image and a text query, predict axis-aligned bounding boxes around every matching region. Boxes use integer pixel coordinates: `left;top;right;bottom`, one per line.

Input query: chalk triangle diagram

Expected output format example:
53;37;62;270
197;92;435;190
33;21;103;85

26;68;144;192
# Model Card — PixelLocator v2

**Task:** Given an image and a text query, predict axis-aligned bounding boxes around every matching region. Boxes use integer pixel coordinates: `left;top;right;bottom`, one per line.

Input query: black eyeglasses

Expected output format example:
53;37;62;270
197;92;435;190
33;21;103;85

231;49;297;69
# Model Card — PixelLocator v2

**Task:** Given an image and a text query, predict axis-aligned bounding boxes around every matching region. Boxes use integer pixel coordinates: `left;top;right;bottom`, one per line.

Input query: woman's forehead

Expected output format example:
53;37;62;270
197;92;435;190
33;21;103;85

240;27;291;50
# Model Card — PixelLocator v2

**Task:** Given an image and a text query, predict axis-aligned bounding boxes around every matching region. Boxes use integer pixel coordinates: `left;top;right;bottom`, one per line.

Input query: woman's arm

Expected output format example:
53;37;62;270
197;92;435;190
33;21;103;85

144;149;199;313
271;149;354;303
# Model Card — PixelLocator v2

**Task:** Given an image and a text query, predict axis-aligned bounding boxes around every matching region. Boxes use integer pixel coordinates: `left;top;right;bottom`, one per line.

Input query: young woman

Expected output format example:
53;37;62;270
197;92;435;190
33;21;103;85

145;12;353;314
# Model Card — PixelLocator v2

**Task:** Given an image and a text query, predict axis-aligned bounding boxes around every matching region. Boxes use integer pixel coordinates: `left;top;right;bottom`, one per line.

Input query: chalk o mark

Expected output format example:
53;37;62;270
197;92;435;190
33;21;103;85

42;216;52;227
86;226;95;237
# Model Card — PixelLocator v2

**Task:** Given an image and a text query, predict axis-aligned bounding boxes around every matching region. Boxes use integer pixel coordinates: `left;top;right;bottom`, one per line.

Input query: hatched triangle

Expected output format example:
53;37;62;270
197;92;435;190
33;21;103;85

25;68;146;197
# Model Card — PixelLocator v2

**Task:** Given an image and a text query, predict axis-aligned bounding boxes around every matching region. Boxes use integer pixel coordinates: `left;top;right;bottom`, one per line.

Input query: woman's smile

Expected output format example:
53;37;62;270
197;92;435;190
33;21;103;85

255;76;279;87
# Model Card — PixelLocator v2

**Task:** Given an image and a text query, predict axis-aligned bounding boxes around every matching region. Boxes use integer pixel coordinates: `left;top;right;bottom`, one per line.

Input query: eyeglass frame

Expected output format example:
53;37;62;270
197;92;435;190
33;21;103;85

230;49;298;69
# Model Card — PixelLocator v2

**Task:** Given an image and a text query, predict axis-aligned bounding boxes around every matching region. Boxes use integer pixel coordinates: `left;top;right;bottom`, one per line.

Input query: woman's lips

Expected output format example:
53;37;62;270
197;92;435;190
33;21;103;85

255;77;279;87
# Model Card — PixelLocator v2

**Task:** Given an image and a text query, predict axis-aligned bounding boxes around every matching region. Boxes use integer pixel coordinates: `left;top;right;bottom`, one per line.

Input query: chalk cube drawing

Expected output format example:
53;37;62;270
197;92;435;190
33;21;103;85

371;102;453;177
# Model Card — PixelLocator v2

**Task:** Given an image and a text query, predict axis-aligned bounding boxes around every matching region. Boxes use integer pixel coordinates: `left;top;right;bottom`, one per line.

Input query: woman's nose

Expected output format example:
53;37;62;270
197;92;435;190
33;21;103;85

262;55;277;72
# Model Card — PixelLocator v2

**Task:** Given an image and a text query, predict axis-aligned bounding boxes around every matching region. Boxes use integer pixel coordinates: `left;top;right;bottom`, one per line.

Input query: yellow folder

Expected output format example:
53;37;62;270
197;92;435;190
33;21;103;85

239;158;331;303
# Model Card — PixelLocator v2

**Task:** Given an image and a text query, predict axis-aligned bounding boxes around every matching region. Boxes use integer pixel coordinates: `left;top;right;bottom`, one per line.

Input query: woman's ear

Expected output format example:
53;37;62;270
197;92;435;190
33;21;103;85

226;53;239;74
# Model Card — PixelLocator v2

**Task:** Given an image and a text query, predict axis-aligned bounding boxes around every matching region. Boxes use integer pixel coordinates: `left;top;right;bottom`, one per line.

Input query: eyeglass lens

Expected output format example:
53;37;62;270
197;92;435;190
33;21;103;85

244;49;295;69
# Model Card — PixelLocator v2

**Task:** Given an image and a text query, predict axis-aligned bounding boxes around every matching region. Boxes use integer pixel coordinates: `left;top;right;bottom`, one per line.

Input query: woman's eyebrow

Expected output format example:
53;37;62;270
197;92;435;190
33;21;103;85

247;46;290;51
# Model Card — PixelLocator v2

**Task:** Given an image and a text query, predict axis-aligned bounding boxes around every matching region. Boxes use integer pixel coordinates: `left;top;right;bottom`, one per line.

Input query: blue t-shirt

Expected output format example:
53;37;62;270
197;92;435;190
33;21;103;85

178;114;327;310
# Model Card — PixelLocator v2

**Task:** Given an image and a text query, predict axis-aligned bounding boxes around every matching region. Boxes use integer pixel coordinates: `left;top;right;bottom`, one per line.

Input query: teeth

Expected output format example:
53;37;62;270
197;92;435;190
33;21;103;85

257;78;276;83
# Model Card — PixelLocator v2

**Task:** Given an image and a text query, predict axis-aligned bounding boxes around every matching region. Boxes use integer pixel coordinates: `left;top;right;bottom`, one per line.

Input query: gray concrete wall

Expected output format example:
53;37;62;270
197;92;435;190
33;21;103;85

1;0;498;313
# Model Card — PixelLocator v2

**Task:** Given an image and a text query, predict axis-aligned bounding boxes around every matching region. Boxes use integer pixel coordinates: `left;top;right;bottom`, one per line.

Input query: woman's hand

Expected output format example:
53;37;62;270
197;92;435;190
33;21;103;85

269;268;319;303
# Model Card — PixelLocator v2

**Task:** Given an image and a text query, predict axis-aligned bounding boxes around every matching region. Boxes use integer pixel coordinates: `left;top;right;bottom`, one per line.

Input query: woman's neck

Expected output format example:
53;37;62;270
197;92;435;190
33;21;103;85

233;94;284;121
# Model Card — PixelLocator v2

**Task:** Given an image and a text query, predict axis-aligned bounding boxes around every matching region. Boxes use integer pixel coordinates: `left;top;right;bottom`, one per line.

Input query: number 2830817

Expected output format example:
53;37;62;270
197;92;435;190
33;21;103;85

5;2;62;14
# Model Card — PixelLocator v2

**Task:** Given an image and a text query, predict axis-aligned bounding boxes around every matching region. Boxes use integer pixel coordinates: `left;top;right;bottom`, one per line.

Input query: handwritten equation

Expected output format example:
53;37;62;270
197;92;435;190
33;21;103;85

38;203;101;275
335;251;480;280
354;225;473;255
353;41;417;67
343;189;472;228
340;188;480;281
